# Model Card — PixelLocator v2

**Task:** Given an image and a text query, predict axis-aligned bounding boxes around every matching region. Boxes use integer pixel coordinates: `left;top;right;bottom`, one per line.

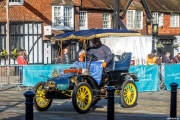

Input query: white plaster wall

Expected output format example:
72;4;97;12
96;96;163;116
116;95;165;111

174;36;180;57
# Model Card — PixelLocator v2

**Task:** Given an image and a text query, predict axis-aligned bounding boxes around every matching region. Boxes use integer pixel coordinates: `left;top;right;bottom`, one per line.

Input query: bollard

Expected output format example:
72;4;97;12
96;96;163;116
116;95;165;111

24;90;35;120
106;86;116;120
170;82;178;119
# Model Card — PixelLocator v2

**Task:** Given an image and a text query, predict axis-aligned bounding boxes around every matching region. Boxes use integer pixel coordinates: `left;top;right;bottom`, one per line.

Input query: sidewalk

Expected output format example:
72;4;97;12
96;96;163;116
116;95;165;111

0;87;180;120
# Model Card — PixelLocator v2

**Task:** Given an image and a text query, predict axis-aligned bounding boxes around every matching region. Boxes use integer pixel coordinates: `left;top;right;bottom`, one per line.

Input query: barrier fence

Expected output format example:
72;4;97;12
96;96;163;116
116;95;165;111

0;65;23;90
1;63;180;91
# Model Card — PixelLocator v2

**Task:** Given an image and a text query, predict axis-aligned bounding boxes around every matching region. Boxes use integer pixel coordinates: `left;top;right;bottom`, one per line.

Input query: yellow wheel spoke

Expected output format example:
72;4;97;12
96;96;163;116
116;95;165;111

35;85;51;108
76;84;92;111
123;82;137;105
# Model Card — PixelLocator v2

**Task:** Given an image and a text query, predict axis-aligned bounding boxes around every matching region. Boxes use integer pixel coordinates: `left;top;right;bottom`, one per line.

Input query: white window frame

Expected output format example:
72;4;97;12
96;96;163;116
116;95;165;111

102;13;111;29
52;5;74;30
152;12;164;27
9;0;24;6
79;11;88;30
126;10;143;30
170;13;179;28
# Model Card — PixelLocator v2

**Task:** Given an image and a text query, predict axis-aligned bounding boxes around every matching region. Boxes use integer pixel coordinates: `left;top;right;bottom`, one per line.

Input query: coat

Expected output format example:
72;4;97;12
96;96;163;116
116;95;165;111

146;53;158;65
88;42;113;65
17;56;27;65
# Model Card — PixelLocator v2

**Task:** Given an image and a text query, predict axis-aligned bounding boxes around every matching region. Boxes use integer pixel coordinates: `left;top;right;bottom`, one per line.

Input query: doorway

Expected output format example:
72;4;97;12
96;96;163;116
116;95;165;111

158;39;174;60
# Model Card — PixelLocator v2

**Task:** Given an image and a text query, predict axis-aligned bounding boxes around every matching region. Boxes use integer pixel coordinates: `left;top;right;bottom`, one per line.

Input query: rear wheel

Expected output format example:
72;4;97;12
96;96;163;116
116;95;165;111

120;80;138;108
72;82;93;113
33;82;52;111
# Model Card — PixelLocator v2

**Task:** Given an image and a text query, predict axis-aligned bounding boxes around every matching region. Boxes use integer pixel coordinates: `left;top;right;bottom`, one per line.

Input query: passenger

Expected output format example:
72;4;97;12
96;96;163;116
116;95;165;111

146;49;160;65
162;52;171;63
61;47;70;64
75;40;90;62
171;53;180;63
88;38;113;68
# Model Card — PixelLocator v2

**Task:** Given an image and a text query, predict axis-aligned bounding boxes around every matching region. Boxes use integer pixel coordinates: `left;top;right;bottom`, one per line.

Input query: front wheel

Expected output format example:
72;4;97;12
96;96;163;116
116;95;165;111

120;80;138;108
33;82;52;111
72;82;93;113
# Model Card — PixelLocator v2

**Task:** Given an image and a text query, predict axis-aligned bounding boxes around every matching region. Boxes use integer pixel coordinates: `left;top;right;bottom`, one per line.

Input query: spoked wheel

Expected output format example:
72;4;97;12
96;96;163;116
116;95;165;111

72;82;93;113
33;82;52;111
120;80;138;108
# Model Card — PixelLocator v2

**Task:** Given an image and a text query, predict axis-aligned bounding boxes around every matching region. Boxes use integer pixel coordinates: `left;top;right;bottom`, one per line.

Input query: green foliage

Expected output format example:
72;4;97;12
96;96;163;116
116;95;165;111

0;49;8;59
172;44;179;48
10;48;18;59
156;44;164;48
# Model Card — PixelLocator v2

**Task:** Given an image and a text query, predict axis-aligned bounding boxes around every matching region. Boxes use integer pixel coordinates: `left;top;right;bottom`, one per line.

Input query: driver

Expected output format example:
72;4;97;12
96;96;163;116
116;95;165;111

88;38;113;68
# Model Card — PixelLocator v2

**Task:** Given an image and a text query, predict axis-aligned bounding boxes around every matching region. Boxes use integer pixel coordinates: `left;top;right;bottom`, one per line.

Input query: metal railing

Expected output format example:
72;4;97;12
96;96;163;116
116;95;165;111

0;65;23;90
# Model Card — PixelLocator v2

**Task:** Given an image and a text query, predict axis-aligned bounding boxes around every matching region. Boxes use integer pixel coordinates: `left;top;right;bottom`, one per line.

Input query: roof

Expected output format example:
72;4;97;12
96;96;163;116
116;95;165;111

51;0;124;10
51;0;78;6
80;0;123;10
146;0;180;13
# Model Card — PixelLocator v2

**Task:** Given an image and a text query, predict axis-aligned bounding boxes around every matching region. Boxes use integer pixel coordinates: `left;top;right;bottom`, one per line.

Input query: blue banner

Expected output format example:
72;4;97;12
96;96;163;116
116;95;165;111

23;64;73;86
164;64;180;90
129;65;159;92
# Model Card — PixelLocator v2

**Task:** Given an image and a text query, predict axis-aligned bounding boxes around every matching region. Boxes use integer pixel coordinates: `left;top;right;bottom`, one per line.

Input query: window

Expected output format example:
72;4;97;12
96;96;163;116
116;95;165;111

170;14;179;27
126;10;143;29
79;11;87;30
69;43;76;62
0;24;6;51
152;12;164;27
103;13;110;29
10;24;24;51
52;6;74;30
9;0;24;5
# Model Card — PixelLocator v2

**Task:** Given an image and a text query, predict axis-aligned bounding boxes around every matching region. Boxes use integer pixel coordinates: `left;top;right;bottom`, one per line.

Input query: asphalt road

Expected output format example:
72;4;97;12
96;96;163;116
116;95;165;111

0;87;180;120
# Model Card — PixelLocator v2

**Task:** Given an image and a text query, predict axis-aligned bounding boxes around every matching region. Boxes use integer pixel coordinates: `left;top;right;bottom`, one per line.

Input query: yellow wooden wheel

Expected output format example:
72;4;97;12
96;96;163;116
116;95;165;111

72;82;93;113
120;80;138;108
33;82;52;111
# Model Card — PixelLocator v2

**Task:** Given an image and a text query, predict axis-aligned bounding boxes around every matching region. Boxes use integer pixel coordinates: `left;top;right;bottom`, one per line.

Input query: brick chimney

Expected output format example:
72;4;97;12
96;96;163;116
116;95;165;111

74;0;82;6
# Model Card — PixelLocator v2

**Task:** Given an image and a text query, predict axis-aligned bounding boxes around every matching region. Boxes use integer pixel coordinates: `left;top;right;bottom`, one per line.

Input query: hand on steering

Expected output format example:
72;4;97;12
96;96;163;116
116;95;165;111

102;62;107;68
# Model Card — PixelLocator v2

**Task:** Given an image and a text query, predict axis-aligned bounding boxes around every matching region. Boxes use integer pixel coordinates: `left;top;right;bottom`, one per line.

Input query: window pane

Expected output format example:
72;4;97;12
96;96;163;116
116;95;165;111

159;13;164;26
103;13;110;28
0;25;5;34
64;7;72;27
79;11;87;28
152;12;159;24
134;11;142;29
10;24;24;51
0;36;5;51
170;14;179;27
127;11;134;29
54;7;61;26
9;0;21;2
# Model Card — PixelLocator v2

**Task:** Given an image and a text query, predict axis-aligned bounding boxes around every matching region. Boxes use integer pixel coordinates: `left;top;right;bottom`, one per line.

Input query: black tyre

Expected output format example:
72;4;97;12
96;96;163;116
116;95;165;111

120;80;138;108
72;82;93;113
33;82;52;111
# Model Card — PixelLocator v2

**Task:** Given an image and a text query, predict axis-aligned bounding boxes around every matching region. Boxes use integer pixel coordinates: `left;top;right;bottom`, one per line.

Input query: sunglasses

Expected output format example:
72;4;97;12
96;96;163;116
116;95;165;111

93;41;97;43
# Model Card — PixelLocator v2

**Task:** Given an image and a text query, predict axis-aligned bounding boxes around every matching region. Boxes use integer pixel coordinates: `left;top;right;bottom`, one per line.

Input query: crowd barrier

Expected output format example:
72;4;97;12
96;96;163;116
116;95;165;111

0;65;23;90
129;65;159;92
23;64;73;87
162;63;180;90
1;63;180;92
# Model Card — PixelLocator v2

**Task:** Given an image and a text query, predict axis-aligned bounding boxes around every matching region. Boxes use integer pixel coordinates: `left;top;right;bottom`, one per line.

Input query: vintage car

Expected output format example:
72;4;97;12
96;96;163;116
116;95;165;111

33;29;141;113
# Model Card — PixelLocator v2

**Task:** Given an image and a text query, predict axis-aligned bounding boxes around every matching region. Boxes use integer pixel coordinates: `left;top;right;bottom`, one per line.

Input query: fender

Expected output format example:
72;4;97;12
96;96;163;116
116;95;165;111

79;75;99;89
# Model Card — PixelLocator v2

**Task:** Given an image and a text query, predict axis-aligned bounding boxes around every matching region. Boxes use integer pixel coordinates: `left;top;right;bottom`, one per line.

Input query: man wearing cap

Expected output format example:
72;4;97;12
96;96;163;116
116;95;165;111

88;38;113;68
